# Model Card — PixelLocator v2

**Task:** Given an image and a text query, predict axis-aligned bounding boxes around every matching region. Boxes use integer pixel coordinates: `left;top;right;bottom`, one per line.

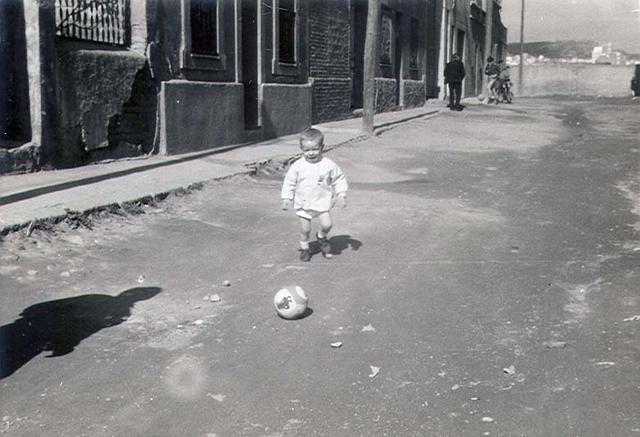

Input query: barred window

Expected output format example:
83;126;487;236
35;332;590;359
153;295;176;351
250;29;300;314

55;0;129;45
278;0;296;64
190;0;218;56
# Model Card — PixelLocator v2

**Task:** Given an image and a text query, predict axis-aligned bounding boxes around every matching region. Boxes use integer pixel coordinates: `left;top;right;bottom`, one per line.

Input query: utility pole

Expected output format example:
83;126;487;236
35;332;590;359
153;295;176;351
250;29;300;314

481;0;493;101
519;0;525;93
362;0;380;136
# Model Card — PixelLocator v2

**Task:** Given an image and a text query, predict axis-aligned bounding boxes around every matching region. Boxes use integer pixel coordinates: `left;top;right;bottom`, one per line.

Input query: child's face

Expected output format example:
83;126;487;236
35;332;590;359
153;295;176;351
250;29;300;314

301;139;323;163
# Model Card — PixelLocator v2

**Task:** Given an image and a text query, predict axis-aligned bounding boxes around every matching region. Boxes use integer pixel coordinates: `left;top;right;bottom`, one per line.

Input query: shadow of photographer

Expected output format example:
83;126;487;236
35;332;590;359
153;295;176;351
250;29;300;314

0;286;161;379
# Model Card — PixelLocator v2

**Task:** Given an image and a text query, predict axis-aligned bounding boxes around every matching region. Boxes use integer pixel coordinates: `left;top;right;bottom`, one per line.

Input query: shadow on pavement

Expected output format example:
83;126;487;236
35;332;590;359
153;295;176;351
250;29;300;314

278;307;314;321
328;235;362;255
308;235;362;258
0;286;161;379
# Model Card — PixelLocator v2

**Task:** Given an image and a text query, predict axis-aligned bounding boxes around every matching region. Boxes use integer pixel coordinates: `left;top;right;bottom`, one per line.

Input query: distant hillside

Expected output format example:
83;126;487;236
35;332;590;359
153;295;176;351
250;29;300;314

506;40;596;59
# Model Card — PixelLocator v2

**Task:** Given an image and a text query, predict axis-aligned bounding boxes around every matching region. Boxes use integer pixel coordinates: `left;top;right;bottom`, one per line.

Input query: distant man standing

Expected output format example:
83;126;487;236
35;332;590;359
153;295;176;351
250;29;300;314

444;53;466;111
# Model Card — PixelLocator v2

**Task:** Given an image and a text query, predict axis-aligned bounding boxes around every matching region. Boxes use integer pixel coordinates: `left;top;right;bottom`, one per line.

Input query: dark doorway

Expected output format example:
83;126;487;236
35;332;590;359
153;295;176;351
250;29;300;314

242;0;259;128
350;0;367;109
0;0;31;146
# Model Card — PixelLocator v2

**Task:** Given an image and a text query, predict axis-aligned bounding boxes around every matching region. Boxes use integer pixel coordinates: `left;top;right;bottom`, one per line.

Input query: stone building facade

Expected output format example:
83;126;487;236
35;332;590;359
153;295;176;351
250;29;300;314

438;0;507;98
308;0;442;123
0;0;506;174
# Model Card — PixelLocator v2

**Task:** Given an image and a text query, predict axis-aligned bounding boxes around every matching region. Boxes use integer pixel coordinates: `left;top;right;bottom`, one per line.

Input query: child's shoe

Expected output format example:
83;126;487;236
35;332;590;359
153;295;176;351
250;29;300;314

299;248;311;262
317;233;332;258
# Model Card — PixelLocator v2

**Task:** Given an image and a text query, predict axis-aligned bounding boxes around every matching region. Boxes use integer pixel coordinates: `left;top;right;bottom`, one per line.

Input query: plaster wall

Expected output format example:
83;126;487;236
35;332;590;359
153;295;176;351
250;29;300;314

54;48;148;165
159;80;244;155
513;64;635;97
261;83;312;139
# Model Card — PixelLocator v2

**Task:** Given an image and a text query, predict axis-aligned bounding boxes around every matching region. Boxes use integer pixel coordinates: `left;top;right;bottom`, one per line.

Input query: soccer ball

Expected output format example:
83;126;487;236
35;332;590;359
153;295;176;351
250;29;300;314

274;286;308;319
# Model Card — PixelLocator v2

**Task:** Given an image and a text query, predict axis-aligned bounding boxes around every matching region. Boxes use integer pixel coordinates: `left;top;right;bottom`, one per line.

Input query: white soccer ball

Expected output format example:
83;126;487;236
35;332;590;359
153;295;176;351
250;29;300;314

274;286;308;319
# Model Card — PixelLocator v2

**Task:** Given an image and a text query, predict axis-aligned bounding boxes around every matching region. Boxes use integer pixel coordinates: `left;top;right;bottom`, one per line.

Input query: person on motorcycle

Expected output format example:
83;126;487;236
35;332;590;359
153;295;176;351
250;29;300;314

484;56;500;103
498;62;513;103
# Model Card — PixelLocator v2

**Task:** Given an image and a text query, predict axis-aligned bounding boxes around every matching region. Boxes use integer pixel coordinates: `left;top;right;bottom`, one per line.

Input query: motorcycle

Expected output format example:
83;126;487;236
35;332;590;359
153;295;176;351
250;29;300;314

497;79;514;104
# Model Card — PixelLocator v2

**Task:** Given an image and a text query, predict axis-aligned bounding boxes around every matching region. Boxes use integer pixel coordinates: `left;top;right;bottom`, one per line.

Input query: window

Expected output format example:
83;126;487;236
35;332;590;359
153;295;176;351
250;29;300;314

181;0;225;72
272;0;300;76
190;0;217;56
277;0;296;64
55;0;129;45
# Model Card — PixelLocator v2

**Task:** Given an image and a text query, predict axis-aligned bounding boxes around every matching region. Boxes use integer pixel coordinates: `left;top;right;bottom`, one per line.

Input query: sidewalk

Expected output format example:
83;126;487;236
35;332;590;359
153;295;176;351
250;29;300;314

0;106;441;234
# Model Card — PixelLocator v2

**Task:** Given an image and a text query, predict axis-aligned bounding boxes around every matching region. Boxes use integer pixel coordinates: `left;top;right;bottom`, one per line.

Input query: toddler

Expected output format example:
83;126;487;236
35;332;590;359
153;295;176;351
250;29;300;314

281;128;348;261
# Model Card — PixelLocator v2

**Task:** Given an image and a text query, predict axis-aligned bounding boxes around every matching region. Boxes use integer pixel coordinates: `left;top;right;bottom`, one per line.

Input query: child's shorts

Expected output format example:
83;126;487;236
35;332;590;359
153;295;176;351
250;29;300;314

295;209;328;220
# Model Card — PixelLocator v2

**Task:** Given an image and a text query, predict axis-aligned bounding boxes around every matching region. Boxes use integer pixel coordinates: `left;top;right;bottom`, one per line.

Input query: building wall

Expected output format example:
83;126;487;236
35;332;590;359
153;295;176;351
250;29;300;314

52;0;154;167
442;0;507;98
261;83;312;138
513;64;635;97
375;78;398;113
402;79;427;108
425;0;442;98
308;0;351;123
491;2;507;61
160;80;244;154
311;78;352;123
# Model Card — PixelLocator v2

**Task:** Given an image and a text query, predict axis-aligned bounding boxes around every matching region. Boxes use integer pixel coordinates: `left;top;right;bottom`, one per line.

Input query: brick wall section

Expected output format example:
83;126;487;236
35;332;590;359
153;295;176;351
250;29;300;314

311;78;352;123
308;0;351;123
375;78;398;113
402;79;426;108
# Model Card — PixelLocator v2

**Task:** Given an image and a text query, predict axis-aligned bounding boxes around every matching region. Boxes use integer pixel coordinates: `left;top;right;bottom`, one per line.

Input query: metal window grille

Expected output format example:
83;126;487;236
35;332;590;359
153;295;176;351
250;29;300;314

55;0;129;45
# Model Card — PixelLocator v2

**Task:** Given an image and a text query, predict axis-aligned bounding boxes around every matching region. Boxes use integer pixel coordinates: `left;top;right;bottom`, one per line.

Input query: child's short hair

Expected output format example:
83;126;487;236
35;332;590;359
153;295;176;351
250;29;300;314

300;128;324;146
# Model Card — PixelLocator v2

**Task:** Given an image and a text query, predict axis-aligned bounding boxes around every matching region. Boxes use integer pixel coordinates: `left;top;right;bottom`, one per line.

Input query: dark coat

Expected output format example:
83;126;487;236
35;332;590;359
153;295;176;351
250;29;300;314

444;60;466;83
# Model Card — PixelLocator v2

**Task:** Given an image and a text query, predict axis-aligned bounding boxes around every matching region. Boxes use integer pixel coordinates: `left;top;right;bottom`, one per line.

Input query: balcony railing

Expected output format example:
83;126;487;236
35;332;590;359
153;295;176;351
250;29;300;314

55;0;129;45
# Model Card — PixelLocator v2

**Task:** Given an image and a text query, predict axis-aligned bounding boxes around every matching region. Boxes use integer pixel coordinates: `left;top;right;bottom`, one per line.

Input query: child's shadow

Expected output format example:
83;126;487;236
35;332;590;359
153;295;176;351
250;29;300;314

311;234;362;256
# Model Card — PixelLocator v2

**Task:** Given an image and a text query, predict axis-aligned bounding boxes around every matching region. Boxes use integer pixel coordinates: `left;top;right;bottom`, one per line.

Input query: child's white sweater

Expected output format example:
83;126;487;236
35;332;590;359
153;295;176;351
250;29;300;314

281;157;348;212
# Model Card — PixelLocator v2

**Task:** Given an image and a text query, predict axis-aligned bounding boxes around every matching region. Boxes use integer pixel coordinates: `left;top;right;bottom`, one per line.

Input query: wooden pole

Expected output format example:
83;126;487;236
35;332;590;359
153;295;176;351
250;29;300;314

519;0;525;93
363;0;380;136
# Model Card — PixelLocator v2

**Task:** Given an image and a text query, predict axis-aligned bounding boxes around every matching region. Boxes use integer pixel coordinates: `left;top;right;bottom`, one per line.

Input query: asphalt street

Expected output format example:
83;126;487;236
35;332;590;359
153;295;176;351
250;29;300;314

1;97;639;436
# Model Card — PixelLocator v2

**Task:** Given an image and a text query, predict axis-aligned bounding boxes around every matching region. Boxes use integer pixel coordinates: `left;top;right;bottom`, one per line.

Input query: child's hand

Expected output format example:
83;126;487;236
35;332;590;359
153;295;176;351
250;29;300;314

336;195;347;209
281;199;293;210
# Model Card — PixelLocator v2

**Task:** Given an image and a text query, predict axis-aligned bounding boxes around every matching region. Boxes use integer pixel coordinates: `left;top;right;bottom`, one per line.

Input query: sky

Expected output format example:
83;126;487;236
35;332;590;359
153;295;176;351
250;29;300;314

500;0;640;54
